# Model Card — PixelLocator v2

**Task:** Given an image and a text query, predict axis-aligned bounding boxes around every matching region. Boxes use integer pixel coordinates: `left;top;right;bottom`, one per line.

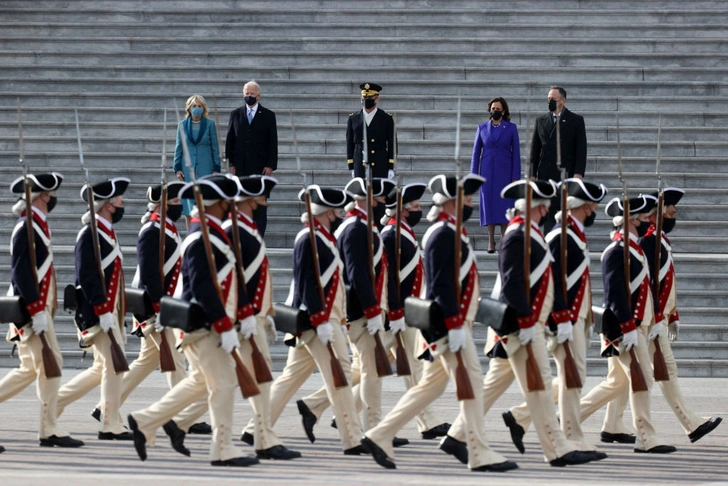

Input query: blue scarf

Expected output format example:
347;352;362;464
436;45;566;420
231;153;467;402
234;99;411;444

183;117;208;146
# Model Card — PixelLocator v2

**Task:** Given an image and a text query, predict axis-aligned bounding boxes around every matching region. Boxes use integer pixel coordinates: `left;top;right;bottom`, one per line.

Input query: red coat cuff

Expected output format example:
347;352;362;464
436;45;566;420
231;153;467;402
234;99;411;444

550;309;571;326
388;308;405;322
443;313;463;330
212;316;234;334
152;301;160;314
363;304;381;320
517;314;536;329
619;319;637;334
309;309;327;327
669;311;679;323
27;299;44;316
94;301;112;316
236;303;254;321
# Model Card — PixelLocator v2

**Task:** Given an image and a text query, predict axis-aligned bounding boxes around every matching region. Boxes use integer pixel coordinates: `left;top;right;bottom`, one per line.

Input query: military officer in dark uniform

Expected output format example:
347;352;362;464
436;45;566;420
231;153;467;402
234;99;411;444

56;177;132;441
129;174;259;467
0;173;83;448
346;83;395;180
362;174;517;473
579;195;677;454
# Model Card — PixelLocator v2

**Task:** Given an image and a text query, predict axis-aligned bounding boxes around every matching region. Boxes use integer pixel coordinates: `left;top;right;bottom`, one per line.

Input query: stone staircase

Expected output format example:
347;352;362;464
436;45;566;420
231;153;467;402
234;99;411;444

0;0;727;376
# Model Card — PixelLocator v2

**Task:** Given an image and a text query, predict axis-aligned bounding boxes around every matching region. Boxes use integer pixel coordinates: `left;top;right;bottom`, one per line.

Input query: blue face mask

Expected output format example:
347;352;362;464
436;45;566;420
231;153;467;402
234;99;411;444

190;107;204;118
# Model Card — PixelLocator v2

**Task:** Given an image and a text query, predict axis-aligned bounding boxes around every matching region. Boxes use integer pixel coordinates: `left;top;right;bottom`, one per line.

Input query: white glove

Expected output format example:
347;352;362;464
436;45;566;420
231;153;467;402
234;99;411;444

648;322;664;341
389;317;406;334
621;329;639;351
220;328;240;353
316;322;334;344
265;315;278;344
448;327;466;352
351;170;356;178
31;311;48;334
98;312;115;332
238;315;257;340
387;169;395;179
366;314;385;335
518;326;535;345
153;315;164;334
556;322;573;344
668;320;679;342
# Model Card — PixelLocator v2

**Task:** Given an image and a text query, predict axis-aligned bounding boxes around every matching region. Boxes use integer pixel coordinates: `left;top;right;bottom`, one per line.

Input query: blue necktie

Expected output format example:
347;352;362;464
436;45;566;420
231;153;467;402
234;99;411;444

247;110;253;124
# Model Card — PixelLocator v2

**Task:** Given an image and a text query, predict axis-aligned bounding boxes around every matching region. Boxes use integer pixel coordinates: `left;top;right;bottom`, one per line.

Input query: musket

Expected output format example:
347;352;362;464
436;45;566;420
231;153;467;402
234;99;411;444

74;108;129;374
175;102;259;399
523;103;544;392
291;111;347;388
617;115;649;392
156;109;176;373
18;99;61;379
362;102;394;377
652;115;669;381
556;114;582;389
392;174;411;377
452;96;475;400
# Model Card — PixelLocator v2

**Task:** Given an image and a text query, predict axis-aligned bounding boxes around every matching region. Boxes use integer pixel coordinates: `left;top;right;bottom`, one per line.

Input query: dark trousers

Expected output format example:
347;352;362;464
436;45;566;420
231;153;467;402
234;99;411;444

255;205;268;237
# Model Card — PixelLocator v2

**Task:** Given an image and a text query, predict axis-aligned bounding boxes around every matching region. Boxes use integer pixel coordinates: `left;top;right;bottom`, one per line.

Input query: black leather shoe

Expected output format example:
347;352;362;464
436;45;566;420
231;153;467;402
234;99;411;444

550;450;593;467
472;460;519;472
0;445;4;454
689;417;722;443
343;444;367;455
39;435;85;448
256;445;302;460
211;456;259;467
188;422;212;435
502;411;525;454
240;431;254;446
91;408;101;422
98;431;134;441
296;399;317;444
422;423;451;440
361;437;396;469
600;431;636;444
331;417;337;429
634;445;677;454
585;451;608;461
127;414;147;461
392;437;409;448
163;420;190;457
439;436;468;464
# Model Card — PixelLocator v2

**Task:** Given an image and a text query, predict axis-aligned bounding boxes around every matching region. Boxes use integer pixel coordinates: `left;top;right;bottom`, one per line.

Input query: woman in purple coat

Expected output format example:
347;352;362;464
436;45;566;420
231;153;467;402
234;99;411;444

470;97;521;252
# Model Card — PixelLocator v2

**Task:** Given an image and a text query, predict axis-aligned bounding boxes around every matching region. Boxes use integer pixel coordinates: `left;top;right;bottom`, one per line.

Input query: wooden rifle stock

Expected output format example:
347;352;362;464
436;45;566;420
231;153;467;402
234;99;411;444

522;180;544;391
38;331;61;379
157;183;177;373
629;348;649;392
232;346;259;399
651;192;669;381
525;342;545;391
653;339;670;382
304;191;348;389
562;341;582;389
392;184;411;376
229;206;273;384
453;180;474;400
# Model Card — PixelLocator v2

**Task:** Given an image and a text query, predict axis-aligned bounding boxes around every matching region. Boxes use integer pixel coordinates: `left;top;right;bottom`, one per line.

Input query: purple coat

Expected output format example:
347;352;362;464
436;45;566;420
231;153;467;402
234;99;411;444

470;119;521;225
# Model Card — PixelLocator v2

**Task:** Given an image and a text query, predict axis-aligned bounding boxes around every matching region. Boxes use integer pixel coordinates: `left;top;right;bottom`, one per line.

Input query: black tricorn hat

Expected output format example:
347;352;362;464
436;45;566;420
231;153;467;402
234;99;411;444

298;185;352;209
563;178;608;203
236;175;278;200
605;195;655;217
80;177;130;202
500;179;556;200
179;174;239;202
147;181;186;203
428;174;485;203
360;82;382;96
345;177;396;198
646;187;685;207
10;172;64;194
385;182;427;208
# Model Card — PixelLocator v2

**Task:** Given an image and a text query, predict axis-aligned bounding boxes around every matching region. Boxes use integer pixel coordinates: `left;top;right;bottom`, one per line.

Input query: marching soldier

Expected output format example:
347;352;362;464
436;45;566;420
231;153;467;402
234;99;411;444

225;175;301;460
447;179;597;467
242;185;365;455
505;179;608;453
579;195;677;454
346;83;395;180
0;173;83;448
90;181;210;454
599;189;721;444
361;174;518;472
56;177;132;441
128;174;259;467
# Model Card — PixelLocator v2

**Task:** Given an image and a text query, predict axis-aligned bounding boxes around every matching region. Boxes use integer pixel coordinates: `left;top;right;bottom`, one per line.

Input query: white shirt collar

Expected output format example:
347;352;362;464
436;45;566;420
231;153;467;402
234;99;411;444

365;107;378;125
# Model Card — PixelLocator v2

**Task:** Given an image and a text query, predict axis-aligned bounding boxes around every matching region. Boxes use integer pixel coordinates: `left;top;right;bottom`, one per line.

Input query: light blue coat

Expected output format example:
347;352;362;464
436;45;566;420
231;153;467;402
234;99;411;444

173;117;221;215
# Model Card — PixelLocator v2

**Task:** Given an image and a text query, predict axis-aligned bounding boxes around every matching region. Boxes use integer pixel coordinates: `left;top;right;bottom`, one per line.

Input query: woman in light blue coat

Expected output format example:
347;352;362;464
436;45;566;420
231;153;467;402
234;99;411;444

173;94;222;228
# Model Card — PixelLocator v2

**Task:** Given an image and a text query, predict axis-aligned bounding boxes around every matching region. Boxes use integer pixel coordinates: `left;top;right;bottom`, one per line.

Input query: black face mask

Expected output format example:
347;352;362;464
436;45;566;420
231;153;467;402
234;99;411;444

584;211;597;227
636;221;649;237
364;98;376;110
405;210;422;227
111;206;125;224
330;215;343;233
662;217;676;234
46;196;58;213
462;205;474;223
244;95;257;106
490;110;503;121
548;99;558;112
166;204;183;222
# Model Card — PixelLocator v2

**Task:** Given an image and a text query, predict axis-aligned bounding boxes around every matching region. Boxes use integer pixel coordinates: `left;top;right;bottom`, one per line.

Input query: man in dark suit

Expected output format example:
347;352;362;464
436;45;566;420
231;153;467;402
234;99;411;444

226;80;278;235
530;86;587;232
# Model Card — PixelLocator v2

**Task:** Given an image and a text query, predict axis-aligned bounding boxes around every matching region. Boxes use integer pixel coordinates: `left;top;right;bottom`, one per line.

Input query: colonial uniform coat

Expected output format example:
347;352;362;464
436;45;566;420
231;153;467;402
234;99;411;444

0;207;67;439
366;211;508;470
346;108;395;179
